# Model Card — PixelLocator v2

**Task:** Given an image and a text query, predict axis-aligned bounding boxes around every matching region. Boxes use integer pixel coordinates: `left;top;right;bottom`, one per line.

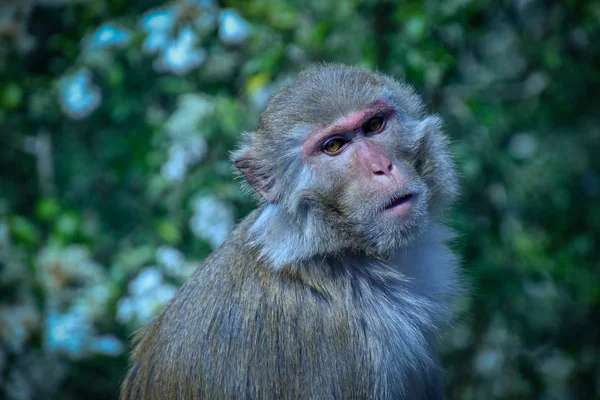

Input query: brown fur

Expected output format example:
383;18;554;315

121;64;460;400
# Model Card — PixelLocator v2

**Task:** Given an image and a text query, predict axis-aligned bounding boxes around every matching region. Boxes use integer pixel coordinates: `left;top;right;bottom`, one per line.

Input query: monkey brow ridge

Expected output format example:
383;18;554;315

302;99;396;158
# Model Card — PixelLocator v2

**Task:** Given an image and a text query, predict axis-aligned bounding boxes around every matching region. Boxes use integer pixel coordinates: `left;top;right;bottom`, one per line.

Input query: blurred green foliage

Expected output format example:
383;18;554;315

0;0;599;399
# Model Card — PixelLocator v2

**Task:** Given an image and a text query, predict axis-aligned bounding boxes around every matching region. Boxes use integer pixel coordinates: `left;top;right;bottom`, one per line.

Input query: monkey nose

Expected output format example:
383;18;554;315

371;161;393;178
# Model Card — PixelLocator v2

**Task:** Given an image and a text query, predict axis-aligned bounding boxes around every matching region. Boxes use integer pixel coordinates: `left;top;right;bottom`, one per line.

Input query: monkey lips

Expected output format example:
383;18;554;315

383;193;415;217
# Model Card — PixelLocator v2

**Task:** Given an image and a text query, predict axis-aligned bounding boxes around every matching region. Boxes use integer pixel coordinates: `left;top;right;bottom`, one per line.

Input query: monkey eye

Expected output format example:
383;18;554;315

363;116;384;134
322;137;349;155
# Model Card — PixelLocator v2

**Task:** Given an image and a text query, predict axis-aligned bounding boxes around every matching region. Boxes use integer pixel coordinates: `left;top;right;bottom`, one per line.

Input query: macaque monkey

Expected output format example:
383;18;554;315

121;64;461;400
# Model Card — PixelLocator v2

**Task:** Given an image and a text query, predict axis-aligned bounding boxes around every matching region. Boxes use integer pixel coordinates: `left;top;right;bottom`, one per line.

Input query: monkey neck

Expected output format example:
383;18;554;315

245;203;460;329
247;203;458;294
247;203;357;269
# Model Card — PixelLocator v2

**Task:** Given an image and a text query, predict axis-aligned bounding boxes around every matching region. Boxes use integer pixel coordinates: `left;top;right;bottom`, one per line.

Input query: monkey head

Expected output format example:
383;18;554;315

233;64;458;266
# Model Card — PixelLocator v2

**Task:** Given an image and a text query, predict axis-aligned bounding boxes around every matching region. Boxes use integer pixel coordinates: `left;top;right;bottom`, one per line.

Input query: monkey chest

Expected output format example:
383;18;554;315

201;292;434;399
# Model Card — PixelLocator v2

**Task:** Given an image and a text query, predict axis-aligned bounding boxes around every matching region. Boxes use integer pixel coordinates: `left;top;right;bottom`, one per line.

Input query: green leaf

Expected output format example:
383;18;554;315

36;198;61;221
156;219;181;244
8;215;40;246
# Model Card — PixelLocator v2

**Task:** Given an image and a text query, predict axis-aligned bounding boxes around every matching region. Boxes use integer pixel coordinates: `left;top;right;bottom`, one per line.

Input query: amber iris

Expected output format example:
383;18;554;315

363;116;384;133
322;137;348;154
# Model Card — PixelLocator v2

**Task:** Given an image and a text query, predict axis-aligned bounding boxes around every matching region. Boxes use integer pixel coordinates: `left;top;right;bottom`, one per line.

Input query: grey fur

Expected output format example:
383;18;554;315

122;64;461;400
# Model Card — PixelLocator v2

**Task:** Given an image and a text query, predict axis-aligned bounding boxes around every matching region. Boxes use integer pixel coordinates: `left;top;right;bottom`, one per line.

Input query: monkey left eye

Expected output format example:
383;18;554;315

322;137;348;155
363;116;384;134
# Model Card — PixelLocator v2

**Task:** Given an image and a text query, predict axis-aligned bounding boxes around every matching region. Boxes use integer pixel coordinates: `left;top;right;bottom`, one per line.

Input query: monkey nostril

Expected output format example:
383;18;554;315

372;162;393;176
371;163;386;176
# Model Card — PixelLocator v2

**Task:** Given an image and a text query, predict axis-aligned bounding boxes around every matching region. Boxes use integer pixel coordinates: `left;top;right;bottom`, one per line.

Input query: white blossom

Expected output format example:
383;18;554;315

474;348;504;376
156;245;196;279
165;94;213;136
88;335;124;356
143;31;170;54
117;267;178;326
33;244;120;359
141;8;175;54
142;8;175;33
538;351;575;381
508;133;538;160
156;246;184;269
250;84;275;108
73;284;112;321
58;68;101;119
153;26;206;75
192;0;219;32
45;306;124;359
160;94;212;182
189;195;234;249
0;302;40;353
161;144;189;181
218;9;250;46
45;309;89;359
128;267;163;296
184;0;216;8
88;23;131;50
45;307;122;359
36;245;104;294
161;138;207;182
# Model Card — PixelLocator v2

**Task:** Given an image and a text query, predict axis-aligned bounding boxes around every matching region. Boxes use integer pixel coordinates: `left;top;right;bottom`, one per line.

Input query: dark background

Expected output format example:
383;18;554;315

0;0;599;399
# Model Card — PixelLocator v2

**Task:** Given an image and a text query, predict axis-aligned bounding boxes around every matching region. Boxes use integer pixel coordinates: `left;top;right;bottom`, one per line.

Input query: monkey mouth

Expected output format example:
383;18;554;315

385;193;414;208
384;193;415;216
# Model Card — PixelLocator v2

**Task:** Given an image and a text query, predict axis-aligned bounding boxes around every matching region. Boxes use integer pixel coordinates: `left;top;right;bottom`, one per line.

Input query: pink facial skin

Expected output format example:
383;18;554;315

354;141;394;180
301;98;416;219
302;100;397;159
352;139;413;216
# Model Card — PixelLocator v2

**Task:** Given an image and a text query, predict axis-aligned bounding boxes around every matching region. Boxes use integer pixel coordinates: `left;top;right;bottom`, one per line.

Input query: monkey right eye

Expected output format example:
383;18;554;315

322;137;349;155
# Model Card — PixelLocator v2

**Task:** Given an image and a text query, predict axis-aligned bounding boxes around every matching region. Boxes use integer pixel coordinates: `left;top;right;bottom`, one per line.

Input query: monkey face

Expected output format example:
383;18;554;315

234;64;458;261
298;100;434;254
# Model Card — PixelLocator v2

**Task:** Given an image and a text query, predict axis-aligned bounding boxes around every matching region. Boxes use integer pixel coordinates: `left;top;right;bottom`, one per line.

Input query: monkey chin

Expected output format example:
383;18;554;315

354;209;429;259
365;193;428;256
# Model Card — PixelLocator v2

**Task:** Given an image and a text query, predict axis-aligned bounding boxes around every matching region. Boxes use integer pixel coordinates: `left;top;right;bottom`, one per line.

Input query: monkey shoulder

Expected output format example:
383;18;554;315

123;217;456;399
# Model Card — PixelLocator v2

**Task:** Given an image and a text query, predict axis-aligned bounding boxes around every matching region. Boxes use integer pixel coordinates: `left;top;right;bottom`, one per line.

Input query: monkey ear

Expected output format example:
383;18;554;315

234;151;278;203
